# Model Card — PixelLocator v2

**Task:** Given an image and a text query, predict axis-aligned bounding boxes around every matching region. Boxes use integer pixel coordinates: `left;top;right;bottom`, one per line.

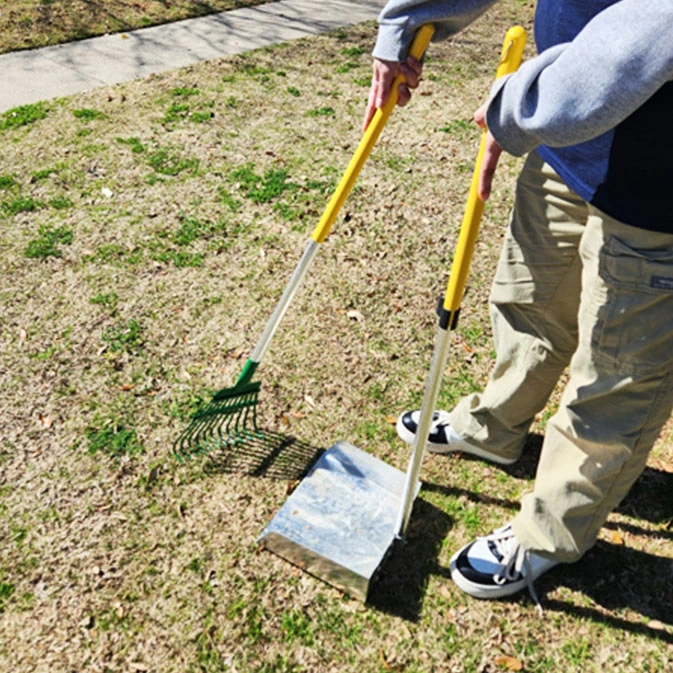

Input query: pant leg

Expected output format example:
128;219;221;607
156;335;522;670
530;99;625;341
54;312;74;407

451;151;588;462
512;209;673;562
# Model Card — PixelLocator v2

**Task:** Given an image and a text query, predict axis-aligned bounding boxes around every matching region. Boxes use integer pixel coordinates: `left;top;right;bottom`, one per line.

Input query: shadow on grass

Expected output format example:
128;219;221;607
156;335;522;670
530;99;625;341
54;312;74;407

368;498;453;622
202;428;324;481
197;427;670;634
541;541;673;642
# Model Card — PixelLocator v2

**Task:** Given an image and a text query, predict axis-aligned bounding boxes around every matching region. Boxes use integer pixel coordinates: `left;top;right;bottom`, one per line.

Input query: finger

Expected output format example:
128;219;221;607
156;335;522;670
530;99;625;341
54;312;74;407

406;55;423;76
362;84;378;132
397;83;412;107
478;135;502;201
399;63;420;90
474;102;488;130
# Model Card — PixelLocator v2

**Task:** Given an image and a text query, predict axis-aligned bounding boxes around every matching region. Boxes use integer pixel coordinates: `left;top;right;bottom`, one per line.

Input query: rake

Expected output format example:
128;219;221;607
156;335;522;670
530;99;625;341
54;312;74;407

174;25;436;461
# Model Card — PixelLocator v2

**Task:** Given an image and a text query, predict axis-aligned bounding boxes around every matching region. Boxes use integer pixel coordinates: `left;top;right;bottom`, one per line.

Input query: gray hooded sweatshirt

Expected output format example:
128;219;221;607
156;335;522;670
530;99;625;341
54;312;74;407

373;0;673;232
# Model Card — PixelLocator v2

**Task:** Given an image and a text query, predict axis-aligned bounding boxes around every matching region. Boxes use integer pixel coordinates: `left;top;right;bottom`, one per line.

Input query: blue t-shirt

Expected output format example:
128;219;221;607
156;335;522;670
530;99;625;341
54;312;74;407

534;0;673;232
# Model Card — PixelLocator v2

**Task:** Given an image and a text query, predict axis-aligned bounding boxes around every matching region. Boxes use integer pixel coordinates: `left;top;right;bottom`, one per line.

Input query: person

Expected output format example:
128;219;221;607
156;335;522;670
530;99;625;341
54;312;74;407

365;0;673;608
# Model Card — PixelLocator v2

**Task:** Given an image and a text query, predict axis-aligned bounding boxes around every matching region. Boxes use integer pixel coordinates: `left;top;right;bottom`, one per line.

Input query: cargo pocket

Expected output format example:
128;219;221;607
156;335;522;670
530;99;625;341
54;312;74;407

490;229;579;307
591;234;673;374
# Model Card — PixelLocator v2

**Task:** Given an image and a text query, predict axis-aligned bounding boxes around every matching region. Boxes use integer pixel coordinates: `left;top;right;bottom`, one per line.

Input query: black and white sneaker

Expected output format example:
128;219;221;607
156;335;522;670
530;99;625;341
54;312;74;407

396;410;518;465
449;524;558;611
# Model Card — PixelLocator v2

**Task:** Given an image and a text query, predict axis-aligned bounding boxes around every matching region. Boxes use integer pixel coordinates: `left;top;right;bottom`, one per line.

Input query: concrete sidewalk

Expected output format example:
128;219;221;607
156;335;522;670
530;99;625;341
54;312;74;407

0;0;384;113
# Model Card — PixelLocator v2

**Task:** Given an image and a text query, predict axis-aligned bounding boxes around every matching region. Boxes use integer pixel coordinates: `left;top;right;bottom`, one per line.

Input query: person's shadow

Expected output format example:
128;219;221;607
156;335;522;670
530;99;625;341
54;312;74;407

373;431;673;635
201;426;672;636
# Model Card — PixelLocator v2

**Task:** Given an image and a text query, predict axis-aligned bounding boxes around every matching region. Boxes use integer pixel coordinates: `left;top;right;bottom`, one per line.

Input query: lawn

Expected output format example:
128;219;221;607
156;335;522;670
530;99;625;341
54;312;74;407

0;0;671;671
0;0;275;53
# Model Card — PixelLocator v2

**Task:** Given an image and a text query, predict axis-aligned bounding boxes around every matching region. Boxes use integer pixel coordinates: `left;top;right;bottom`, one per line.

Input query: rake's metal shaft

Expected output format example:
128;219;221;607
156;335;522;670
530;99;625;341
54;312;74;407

174;26;437;460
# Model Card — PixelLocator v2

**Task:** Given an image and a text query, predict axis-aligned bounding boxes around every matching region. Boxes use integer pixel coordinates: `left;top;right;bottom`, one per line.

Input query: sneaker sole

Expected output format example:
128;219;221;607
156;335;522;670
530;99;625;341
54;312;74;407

449;551;558;600
395;417;519;465
449;554;527;598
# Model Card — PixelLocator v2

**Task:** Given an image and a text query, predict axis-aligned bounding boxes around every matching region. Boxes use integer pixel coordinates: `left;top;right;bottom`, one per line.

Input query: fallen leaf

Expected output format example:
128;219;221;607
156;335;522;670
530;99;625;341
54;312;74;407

39;414;54;428
304;395;316;408
379;649;404;672
611;530;624;545
384;416;398;425
495;655;523;671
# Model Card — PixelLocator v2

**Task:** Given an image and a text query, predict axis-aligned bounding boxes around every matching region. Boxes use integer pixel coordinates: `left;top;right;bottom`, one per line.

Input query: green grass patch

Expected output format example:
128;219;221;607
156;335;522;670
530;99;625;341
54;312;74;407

231;164;299;204
102;319;143;354
1;103;48;130
171;87;201;97
0;175;16;189
336;62;360;74
3;196;45;215
0;581;15;613
49;196;73;210
438;119;476;137
116;136;146;154
72;108;106;121
147;148;199;176
86;423;144;460
24;225;73;258
340;46;366;57
172;215;227;246
307;106;335;117
90;292;119;310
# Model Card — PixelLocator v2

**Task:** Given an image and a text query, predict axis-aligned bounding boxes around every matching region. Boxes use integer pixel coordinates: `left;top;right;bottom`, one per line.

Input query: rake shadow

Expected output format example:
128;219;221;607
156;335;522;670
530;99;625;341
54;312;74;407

202;428;324;481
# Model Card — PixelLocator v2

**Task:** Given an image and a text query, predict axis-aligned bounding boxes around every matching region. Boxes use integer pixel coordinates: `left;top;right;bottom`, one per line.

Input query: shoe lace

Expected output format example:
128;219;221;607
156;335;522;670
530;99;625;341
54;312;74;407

491;528;544;615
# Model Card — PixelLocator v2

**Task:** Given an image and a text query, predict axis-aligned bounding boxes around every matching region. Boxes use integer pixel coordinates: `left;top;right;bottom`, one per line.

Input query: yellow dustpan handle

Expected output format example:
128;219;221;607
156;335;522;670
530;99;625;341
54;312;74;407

311;23;435;244
441;25;527;323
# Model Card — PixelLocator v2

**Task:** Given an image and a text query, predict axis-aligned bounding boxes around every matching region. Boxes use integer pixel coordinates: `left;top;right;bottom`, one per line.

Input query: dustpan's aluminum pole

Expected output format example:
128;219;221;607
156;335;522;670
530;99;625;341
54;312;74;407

394;325;452;537
394;26;528;539
251;239;319;363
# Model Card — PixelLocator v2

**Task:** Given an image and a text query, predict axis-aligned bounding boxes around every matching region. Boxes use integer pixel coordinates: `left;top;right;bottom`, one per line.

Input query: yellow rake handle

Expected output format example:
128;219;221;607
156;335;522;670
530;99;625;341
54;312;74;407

442;25;527;317
311;23;435;244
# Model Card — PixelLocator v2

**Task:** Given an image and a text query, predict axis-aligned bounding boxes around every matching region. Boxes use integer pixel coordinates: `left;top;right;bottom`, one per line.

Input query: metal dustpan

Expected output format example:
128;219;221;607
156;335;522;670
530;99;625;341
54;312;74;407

259;26;527;601
258;440;420;601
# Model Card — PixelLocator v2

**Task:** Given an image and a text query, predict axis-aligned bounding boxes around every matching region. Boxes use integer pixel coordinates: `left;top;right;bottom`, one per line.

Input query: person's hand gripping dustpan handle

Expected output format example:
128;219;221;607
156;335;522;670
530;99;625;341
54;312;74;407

240;24;436;384
395;26;528;539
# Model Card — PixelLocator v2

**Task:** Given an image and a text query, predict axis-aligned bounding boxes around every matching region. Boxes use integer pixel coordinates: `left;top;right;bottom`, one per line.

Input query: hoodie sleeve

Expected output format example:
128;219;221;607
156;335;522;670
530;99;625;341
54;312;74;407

372;0;497;61
485;0;673;155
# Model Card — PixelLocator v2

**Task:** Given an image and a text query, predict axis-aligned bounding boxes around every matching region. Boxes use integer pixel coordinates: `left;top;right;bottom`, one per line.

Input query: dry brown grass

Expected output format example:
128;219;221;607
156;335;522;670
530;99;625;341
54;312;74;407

0;1;671;671
0;0;274;53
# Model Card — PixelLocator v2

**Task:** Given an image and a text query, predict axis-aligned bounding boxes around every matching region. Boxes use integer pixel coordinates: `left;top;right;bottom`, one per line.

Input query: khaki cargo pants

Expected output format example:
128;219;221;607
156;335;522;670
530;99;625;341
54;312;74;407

450;151;673;562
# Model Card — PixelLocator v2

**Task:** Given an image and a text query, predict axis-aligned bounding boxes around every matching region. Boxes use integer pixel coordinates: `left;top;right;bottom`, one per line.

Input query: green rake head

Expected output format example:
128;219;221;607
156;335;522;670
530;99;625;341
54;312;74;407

173;379;263;461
